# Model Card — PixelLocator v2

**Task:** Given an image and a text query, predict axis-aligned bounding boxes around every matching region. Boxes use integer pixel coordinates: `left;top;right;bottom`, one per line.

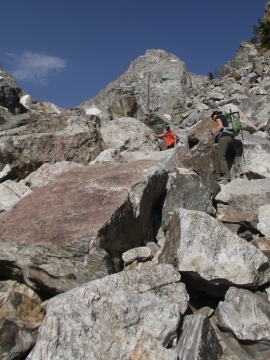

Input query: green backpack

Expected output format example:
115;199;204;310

223;110;242;137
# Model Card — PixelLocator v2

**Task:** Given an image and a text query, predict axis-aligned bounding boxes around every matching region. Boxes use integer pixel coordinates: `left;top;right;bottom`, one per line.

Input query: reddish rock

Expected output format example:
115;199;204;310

221;211;258;231
0;160;168;294
251;237;270;261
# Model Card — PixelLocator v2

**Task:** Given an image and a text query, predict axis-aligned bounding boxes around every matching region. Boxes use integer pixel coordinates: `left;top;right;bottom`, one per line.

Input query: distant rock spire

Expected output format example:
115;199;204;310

263;1;270;22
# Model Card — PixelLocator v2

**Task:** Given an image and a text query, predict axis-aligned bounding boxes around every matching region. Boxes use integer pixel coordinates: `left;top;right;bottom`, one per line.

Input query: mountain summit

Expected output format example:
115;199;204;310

79;49;208;122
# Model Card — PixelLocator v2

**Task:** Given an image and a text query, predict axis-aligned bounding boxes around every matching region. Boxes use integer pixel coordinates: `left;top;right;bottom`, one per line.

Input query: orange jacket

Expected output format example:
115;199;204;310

163;130;176;147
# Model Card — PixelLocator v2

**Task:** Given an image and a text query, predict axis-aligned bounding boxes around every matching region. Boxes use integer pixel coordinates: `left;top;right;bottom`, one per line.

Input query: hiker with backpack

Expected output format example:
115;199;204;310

209;110;235;181
154;125;177;149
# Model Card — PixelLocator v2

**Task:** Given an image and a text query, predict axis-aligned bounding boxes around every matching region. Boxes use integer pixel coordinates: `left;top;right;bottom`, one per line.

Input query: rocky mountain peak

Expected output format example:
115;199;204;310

0;64;26;112
79;48;207;122
127;48;183;72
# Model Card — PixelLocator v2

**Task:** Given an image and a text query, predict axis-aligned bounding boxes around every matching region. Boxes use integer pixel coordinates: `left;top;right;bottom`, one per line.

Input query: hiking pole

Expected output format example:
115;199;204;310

238;111;245;164
237;111;244;142
230;109;245;164
241;142;246;164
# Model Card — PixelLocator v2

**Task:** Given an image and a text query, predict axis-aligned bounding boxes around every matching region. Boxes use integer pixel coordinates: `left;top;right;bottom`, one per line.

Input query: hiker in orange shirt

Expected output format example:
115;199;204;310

154;125;177;149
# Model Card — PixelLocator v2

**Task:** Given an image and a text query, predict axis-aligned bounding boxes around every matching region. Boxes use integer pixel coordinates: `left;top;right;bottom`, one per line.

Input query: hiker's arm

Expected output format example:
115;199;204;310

153;133;164;139
208;118;223;140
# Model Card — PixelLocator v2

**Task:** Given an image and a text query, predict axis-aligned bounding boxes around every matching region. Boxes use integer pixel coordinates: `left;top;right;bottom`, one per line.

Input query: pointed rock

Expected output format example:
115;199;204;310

176;314;222;359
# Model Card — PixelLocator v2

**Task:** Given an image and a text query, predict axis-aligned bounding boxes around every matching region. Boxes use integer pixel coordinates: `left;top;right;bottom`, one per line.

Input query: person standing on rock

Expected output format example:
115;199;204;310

209;110;234;181
154;125;177;149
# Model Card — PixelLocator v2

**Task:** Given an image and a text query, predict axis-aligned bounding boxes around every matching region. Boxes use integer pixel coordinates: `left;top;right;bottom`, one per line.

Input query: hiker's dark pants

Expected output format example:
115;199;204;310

218;135;234;180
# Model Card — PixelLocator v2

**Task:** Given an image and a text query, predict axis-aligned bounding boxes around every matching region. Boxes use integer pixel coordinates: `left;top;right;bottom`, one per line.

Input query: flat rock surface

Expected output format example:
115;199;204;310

27;265;188;360
0;160;168;294
1;160;166;249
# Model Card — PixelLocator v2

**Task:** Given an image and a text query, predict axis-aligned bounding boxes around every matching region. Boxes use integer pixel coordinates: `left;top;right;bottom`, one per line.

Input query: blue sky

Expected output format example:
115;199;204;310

0;0;267;109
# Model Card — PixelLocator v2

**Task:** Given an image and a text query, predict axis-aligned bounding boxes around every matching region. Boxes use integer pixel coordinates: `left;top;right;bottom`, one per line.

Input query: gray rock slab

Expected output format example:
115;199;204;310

176;314;222;360
0;112;32;132
0;242;115;295
258;204;270;237
159;208;270;295
0;115;103;179
238;136;270;179
266;286;270;302
146;241;160;257
0;163;11;181
144;111;172;134
239;95;270;130
179;140;220;180
216;287;270;350
187;114;213;143
27;265;188;360
211;315;261;360
121;148;177;172
216;178;270;219
100;117;160;152
122;246;152;265
162;172;220;231
89;148;127;165
0;180;32;212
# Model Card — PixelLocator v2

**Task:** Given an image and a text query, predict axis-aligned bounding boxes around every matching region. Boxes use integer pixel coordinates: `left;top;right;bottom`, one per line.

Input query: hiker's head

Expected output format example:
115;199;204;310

211;111;222;121
165;125;170;131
